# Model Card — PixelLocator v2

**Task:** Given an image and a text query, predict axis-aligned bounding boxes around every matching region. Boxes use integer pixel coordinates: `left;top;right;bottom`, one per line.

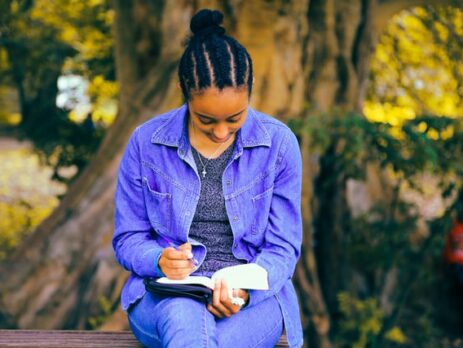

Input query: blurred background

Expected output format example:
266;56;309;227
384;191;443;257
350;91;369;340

1;0;463;347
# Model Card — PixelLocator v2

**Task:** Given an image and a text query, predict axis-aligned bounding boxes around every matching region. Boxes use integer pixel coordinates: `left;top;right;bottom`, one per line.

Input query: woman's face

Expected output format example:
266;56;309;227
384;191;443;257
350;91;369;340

188;87;249;144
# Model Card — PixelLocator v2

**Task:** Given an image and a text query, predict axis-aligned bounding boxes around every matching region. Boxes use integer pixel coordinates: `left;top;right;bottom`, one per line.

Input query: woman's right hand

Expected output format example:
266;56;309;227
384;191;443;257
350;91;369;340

158;242;195;279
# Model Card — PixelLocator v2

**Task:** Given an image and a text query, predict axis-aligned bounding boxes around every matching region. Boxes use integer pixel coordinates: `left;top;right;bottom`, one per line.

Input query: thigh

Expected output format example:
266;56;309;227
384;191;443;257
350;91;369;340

128;293;217;348
128;293;164;348
216;295;283;348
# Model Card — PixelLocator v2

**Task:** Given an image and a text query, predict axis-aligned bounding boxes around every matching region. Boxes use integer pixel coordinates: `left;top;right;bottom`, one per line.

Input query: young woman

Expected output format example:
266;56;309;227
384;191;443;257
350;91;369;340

113;8;303;348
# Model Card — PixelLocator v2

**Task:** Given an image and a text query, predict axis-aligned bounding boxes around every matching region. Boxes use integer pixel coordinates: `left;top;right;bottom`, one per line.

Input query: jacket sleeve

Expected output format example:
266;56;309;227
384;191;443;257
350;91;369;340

247;130;303;307
112;126;165;278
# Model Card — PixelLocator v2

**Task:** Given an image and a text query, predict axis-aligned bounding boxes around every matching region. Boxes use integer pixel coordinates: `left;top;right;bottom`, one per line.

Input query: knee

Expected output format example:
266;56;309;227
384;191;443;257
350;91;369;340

158;297;211;332
157;298;217;347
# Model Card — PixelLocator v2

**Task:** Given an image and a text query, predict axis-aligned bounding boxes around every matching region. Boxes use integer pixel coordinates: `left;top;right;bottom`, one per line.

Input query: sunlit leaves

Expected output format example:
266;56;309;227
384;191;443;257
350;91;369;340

366;5;463;125
87;75;118;125
336;292;384;348
30;0;114;63
0;144;65;260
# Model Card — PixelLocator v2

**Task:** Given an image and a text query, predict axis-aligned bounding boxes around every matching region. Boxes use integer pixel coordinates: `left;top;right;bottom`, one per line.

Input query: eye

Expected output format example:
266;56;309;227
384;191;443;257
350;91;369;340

228;117;241;123
198;117;215;125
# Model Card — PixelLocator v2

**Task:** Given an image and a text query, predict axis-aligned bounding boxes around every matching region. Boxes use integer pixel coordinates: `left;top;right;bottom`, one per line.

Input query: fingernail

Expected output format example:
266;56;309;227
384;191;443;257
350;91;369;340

186;252;193;258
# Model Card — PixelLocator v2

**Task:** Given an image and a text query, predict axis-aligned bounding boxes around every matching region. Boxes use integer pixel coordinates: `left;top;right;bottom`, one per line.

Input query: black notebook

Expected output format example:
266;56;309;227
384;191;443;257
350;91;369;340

144;263;268;304
144;279;213;304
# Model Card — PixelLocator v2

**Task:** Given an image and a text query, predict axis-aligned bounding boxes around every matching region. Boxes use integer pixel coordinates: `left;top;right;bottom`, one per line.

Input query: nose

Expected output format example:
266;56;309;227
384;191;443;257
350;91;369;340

213;124;229;140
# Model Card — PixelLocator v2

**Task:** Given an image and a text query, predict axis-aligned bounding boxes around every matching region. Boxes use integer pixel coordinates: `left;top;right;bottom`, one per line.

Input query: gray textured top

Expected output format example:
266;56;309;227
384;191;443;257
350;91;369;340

189;141;246;276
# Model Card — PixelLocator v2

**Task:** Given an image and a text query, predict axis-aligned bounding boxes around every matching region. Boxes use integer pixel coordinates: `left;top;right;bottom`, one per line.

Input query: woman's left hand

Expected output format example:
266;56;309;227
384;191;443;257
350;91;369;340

207;279;249;318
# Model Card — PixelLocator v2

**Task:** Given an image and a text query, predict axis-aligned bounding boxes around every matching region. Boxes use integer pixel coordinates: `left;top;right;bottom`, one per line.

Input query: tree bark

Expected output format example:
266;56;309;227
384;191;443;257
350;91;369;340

0;0;448;346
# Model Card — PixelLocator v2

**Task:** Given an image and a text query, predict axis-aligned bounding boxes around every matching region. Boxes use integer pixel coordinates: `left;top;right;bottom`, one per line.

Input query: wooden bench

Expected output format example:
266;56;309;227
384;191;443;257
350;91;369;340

0;330;289;347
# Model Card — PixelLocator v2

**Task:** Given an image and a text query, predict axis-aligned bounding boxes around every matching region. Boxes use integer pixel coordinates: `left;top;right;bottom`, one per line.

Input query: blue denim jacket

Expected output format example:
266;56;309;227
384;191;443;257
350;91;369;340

113;104;303;347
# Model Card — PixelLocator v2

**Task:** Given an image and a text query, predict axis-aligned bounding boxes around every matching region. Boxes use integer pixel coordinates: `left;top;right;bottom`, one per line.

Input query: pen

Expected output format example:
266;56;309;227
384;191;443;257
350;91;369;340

159;235;199;266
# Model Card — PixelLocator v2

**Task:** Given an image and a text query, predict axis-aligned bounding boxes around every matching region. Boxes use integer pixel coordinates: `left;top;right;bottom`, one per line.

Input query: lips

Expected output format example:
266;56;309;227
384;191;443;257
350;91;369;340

210;134;232;143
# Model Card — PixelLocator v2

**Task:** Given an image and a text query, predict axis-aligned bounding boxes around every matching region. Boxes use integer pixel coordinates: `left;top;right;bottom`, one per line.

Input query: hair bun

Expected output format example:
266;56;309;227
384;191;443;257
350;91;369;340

190;9;226;37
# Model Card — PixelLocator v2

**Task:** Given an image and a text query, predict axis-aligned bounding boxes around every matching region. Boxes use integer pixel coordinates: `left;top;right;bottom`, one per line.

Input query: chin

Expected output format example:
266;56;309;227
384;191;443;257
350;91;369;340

210;135;232;143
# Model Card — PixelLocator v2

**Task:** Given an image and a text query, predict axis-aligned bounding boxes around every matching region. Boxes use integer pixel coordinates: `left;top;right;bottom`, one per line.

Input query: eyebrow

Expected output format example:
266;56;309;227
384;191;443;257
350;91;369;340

195;107;246;120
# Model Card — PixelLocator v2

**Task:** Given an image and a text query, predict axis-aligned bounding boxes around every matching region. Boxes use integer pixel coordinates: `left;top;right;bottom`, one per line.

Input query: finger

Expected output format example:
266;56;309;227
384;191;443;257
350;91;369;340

164;259;195;269
164;261;195;273
220;280;231;304
234;289;249;305
178;242;192;253
164;247;192;260
166;272;190;280
217;279;233;317
207;304;223;318
178;243;195;263
227;289;242;314
164;267;194;279
211;279;231;317
212;279;222;307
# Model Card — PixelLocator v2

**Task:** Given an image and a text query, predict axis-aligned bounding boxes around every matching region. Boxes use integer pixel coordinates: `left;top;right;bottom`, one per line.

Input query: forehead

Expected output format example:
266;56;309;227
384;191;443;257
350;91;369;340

189;87;249;118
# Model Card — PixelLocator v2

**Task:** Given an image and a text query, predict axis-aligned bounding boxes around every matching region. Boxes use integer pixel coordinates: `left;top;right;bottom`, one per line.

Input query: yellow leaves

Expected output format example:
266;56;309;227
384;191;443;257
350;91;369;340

89;0;105;6
385;326;408;344
367;5;463;130
89;75;118;99
453;9;463;36
80;30;112;60
87;75;119;126
364;101;416;126
29;0;113;60
60;27;80;47
337;292;384;348
0;145;66;260
100;9;114;27
10;0;19;14
434;21;449;42
67;74;118;125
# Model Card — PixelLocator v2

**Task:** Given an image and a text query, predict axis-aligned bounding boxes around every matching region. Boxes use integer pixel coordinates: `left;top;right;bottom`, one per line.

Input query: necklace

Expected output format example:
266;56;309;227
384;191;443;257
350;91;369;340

189;118;229;178
194;142;226;178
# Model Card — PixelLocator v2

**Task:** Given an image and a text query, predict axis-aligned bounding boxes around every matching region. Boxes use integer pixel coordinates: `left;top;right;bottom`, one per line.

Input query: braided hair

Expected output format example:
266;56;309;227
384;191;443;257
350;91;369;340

178;9;253;101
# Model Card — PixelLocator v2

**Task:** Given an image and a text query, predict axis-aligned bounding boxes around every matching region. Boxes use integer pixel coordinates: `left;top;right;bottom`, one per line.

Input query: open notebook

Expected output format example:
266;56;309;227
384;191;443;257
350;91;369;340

156;263;269;290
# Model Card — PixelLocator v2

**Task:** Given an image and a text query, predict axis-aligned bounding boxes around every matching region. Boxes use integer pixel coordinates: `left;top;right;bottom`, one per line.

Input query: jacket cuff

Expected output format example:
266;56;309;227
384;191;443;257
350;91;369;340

136;247;164;277
153;249;165;277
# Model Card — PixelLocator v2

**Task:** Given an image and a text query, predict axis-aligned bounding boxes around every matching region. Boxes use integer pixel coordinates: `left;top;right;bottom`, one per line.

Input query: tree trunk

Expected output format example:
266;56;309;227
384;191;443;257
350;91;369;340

0;0;441;346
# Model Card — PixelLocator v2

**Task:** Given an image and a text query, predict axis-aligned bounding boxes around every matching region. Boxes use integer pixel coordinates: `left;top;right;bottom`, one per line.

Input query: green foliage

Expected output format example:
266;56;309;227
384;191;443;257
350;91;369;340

336;292;385;348
87;295;114;329
292;109;463;346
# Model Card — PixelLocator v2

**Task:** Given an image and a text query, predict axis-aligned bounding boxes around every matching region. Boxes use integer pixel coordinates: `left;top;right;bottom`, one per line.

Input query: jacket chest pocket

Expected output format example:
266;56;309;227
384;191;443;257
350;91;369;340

242;186;274;247
252;186;273;233
142;176;172;234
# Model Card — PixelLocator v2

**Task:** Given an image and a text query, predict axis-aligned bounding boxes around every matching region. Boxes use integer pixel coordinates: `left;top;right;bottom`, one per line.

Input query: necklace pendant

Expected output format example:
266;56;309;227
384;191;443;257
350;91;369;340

202;169;207;178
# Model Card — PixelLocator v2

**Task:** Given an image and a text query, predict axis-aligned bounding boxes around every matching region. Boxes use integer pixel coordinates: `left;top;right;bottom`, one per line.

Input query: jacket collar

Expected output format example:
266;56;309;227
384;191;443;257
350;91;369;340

150;104;271;152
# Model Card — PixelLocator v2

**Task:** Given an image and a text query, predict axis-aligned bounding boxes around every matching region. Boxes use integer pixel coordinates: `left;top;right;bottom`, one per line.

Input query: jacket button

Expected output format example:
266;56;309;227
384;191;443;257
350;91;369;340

233;215;239;221
226;180;232;186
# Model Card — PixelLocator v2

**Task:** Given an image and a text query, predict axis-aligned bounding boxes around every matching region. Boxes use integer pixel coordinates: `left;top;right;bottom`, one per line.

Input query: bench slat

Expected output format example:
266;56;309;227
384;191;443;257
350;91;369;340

0;330;289;347
0;331;142;348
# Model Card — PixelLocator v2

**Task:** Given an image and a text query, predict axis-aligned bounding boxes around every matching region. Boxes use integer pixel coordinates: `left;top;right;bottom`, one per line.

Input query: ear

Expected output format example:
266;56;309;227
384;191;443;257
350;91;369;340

252;77;255;85
177;82;181;89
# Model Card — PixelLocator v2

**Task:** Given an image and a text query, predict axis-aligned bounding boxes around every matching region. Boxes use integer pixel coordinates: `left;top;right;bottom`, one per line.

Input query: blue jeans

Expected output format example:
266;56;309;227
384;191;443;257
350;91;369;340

127;292;284;348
